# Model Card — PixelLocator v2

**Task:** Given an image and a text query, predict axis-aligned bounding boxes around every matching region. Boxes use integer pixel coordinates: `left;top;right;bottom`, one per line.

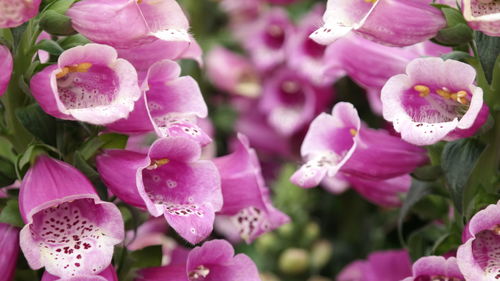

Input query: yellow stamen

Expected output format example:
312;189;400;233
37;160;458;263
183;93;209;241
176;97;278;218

414;85;430;97
137;0;142;3
493;225;500;235
364;0;377;3
349;128;358;136
147;158;170;170
455;90;469;105
55;67;70;79
436;89;451;99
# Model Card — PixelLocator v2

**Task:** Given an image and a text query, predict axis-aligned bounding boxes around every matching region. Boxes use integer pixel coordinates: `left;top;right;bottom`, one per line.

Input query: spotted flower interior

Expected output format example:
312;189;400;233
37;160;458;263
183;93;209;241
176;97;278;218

29;199;120;277
471;0;500;18
57;63;119;110
472;228;500;279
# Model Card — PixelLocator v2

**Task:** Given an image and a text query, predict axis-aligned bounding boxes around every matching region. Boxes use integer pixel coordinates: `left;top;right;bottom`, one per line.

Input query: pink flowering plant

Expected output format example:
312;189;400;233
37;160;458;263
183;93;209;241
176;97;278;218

0;0;500;280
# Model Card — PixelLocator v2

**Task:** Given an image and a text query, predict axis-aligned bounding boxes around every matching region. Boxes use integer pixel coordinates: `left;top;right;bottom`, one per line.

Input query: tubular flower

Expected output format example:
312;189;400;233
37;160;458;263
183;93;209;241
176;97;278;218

30;44;141;125
457;200;500;281
0;223;20;281
0;0;42;28
310;0;446;47
96;137;222;244
381;57;489;146
338;250;412;281
213;134;290;243
136;240;261;281
206;47;261;98
41;265;118;281
108;60;210;146
0;45;12;97
463;0;500;36
67;0;190;48
402;256;465;281
19;156;124;278
291;102;428;188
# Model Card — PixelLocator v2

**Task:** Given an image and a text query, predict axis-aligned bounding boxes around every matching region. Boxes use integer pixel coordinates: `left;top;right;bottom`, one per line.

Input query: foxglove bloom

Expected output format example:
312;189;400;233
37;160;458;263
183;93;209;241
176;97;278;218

19;156;124;278
67;0;190;48
345;174;411;207
213;134;289;243
338;250;412;281
0;45;12;97
239;8;292;71
30;44;141;125
0;0;42;28
136;239;261;281
260;68;332;136
310;0;446;47
206;47;261;98
41;265;118;281
402;256;465;281
291;102;427;188
0;223;19;281
463;0;500;36
382;57;489;146
108;60;210;146
96;137;222;244
457;200;500;281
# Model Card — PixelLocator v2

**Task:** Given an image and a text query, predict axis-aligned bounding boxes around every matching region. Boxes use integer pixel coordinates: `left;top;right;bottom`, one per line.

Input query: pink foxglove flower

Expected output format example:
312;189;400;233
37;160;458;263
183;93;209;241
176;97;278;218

0;223;19;281
108;60;210;146
213;134;290;243
382;57;489;146
291;102;427;188
463;0;500;36
19;156;124;278
345;174;411;207
338;250;412;281
136;240;261;281
260;68;332;136
30;44;141;125
239;8;292;71
41;265;118;281
310;0;446;47
457;200;500;281
67;0;190;48
0;45;12;97
206;47;261;98
0;0;42;28
96;137;222;244
402;256;465;281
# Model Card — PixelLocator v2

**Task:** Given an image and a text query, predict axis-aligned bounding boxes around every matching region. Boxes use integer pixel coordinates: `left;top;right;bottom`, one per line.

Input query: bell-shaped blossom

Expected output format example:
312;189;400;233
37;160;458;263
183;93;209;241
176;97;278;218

291;102;428;188
206;47;261;98
41;265;118;281
213;134;289;243
382;57;489;146
96;137;222;244
0;0;42;28
0;45;12;97
136;239;261;281
402;256;465;281
310;0;446;47
345;174;411;207
30;43;141;125
338;250;412;281
117;37;202;76
286;4;339;86
463;0;500;36
19;156;124;278
67;0;190;48
108;60;210;146
0;223;19;281
220;0;262;24
260;68;332;136
457;200;500;281
238;8;292;71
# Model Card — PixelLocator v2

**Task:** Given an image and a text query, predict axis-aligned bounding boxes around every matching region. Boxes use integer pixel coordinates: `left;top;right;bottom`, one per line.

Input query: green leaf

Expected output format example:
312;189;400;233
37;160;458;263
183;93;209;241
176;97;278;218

475;32;500;84
15;144;59;179
73;152;108;200
432;231;461;255
0;137;17;162
40;10;77;36
398;180;433;245
35;39;64;55
411;165;442;182
99;133;128;150
58;34;91;49
0;156;17;187
0;199;24;227
407;224;446;261
129;245;163;269
16;103;57;146
434;23;473;46
441;51;473;62
441;139;485;214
